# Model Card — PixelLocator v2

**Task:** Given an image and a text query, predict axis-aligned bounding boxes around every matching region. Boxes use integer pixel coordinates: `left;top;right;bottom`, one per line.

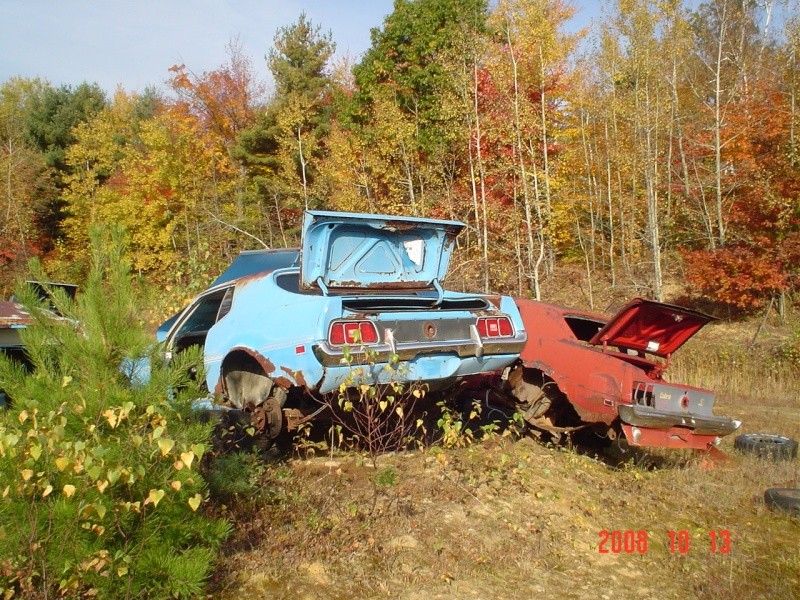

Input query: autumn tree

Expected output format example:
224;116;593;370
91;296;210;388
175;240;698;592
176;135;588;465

346;0;488;217
684;0;762;250
21;82;106;249
0;78;57;287
169;38;265;250
483;0;580;297
593;0;681;300
678;0;798;309
62;91;233;288
235;13;335;243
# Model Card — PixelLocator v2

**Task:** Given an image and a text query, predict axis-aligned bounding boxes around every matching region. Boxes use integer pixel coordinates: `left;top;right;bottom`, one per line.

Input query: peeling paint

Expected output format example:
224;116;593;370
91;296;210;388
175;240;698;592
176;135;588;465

512;297;737;449
0;302;32;329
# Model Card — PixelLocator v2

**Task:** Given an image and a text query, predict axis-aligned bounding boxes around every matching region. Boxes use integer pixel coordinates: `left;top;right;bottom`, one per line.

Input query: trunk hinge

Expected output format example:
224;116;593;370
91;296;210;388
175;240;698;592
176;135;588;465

432;278;443;306
316;276;329;296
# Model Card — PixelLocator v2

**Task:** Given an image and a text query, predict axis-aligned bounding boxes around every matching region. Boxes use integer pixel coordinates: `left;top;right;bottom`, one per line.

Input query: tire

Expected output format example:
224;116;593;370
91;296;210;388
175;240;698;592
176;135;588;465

764;488;800;516
734;433;798;461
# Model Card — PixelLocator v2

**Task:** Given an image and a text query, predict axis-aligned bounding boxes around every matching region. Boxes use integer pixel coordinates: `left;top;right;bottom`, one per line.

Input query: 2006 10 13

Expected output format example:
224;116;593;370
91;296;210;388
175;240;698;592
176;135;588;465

598;530;732;554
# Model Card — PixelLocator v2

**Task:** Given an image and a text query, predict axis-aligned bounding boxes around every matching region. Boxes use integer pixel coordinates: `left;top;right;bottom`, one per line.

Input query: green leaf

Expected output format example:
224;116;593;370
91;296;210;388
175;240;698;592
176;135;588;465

29;444;42;460
158;438;175;456
146;489;165;508
190;443;205;460
188;494;202;512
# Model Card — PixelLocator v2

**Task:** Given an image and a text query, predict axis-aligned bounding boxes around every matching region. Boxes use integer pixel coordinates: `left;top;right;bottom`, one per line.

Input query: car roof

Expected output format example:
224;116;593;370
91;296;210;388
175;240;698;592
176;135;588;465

209;249;300;287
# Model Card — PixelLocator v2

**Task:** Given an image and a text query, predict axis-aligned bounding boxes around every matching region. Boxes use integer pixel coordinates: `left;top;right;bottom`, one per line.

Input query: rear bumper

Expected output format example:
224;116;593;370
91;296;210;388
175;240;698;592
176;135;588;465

313;334;527;368
618;403;741;437
620;424;723;450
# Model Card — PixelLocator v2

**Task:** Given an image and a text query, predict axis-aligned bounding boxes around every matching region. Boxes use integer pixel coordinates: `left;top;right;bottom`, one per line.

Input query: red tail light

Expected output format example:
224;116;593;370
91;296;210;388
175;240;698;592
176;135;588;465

476;316;514;338
328;320;379;346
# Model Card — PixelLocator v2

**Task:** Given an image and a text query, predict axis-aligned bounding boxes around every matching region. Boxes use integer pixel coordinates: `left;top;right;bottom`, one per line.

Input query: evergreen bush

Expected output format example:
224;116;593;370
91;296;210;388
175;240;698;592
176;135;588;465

0;227;230;599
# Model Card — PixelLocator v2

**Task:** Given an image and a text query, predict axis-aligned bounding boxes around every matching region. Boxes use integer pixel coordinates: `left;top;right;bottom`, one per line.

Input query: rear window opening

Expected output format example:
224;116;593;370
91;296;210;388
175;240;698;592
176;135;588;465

564;315;605;342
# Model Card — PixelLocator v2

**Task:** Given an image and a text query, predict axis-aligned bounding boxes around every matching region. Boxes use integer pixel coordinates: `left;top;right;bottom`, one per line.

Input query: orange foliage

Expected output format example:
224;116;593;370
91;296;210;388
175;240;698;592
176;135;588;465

684;245;787;310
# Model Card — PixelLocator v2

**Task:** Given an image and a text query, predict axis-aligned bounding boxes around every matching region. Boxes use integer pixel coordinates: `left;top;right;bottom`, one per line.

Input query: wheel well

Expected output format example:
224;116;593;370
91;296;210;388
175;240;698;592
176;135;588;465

221;350;274;408
511;365;582;427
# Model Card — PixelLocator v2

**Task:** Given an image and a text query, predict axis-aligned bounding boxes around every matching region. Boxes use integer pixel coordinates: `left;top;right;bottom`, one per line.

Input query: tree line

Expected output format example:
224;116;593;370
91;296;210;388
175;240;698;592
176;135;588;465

1;0;798;314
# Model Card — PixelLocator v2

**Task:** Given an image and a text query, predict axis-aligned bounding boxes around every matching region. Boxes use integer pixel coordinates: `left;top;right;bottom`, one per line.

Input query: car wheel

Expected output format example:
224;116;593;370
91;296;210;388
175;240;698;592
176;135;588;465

764;488;800;516
734;433;798;461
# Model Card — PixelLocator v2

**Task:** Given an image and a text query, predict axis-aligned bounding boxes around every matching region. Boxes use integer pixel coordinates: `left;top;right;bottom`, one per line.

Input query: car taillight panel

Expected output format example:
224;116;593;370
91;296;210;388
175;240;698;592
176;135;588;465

328;320;379;346
476;316;514;338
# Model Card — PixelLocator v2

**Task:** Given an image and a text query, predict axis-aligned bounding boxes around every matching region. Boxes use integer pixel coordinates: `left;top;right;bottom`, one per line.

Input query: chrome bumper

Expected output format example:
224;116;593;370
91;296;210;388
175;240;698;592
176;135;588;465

618;404;741;436
313;333;527;367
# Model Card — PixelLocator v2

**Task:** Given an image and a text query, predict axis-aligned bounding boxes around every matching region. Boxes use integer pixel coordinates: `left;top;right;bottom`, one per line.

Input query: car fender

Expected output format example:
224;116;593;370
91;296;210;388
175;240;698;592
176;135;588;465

519;355;623;425
205;276;338;394
514;298;635;425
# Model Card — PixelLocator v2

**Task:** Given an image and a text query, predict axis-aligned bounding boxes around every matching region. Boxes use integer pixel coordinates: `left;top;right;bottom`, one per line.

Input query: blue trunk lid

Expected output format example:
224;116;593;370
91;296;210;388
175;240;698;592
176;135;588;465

300;211;465;292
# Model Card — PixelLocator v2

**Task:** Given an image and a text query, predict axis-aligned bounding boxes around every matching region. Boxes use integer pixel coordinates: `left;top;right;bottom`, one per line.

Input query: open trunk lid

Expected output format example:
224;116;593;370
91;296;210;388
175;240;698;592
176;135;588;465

589;298;715;358
300;211;465;293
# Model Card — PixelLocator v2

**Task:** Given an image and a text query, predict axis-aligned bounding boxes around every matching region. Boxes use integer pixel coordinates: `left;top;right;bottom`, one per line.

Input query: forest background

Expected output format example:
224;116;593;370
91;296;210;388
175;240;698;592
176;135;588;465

2;0;799;320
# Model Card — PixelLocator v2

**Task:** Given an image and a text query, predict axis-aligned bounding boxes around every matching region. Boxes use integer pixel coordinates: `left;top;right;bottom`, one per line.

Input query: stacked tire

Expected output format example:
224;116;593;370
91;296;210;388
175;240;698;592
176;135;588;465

734;433;799;517
734;433;798;461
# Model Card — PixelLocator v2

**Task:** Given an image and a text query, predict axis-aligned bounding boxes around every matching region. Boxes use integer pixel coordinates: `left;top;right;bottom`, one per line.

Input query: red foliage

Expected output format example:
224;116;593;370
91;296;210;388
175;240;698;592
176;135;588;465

683;245;787;310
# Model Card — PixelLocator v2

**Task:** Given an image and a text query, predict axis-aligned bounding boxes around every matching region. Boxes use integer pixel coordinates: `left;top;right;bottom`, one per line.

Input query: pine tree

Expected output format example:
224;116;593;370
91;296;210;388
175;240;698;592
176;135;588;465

0;226;230;599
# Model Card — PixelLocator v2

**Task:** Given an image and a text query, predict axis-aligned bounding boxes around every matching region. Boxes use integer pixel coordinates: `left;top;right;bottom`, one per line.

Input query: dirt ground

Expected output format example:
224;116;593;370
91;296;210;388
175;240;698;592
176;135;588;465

209;402;800;600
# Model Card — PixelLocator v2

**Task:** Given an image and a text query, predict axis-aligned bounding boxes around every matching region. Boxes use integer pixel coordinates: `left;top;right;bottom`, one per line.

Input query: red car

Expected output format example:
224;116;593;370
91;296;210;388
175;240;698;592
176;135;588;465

505;298;740;450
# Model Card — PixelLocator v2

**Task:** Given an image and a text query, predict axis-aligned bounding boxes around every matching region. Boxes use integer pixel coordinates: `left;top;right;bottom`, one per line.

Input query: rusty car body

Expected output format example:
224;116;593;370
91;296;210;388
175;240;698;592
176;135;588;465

0;300;32;407
155;210;527;444
505;298;740;450
0;282;78;407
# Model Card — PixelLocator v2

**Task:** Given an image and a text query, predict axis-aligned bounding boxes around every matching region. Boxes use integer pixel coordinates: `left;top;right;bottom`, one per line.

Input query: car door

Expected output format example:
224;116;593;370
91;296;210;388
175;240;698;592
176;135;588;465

164;285;235;359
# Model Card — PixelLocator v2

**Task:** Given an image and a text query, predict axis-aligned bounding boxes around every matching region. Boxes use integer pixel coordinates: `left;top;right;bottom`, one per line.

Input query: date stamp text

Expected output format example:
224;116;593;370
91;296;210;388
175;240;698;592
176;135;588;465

598;529;731;554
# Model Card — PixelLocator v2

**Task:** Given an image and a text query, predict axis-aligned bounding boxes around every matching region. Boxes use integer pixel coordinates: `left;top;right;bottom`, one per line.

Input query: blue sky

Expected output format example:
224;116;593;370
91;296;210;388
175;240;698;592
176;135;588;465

1;0;601;94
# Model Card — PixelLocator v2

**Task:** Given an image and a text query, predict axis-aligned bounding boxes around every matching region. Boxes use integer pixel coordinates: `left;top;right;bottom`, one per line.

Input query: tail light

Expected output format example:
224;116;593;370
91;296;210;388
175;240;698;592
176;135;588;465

476;316;514;338
328;320;379;346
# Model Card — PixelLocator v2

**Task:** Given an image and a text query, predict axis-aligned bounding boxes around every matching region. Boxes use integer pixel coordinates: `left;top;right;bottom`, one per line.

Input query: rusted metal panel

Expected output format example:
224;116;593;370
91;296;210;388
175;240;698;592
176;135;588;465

621;424;720;450
0;301;32;329
300;211;465;292
512;297;739;450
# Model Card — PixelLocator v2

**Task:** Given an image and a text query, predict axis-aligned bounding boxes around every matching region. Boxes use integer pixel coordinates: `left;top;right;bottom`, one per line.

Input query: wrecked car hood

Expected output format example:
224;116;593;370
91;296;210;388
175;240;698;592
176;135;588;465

0;301;32;329
300;211;465;292
589;298;715;357
0;301;32;348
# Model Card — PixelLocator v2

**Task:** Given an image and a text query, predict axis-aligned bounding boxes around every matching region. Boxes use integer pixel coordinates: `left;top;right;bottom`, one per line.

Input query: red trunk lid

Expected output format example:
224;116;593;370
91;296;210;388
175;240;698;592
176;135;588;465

589;298;715;357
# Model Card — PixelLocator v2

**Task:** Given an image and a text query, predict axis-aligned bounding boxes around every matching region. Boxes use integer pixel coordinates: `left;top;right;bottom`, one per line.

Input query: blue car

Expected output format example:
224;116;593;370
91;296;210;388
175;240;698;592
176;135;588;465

157;211;526;442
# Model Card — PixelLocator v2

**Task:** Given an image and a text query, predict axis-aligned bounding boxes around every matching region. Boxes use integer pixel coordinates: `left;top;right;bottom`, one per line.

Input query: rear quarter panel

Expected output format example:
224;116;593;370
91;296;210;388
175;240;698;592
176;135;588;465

203;270;337;392
514;298;646;425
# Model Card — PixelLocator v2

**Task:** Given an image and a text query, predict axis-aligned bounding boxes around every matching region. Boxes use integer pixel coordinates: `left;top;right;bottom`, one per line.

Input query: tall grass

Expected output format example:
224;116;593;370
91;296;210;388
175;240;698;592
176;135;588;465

669;332;800;408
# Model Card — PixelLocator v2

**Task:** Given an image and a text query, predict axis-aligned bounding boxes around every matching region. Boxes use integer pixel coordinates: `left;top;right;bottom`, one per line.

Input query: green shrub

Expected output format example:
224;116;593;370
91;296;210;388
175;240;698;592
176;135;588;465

0;227;230;599
327;346;427;463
